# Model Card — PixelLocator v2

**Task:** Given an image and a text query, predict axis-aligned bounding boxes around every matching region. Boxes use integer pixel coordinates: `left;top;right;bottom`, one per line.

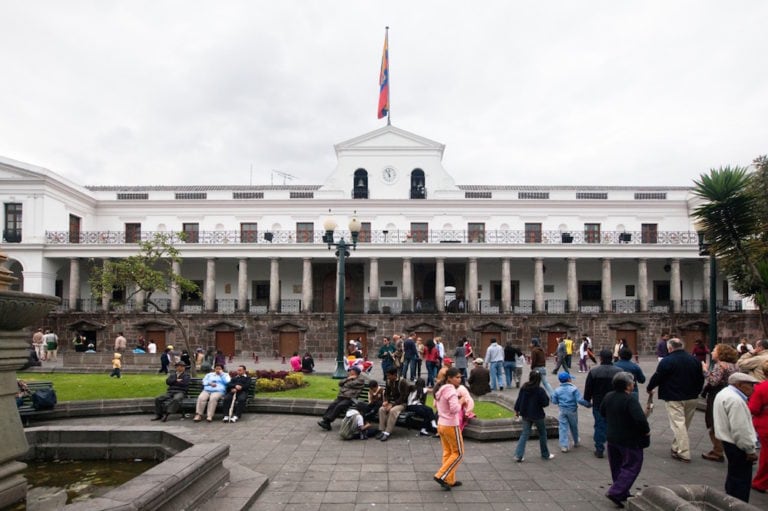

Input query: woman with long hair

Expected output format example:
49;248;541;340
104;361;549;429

424;339;440;387
701;343;739;462
433;367;464;491
513;370;554;462
406;378;438;436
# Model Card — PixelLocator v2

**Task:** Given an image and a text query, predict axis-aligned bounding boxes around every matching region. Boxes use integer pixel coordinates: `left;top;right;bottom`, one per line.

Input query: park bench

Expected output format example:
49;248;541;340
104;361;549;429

17;381;56;425
179;377;256;417
352;379;427;430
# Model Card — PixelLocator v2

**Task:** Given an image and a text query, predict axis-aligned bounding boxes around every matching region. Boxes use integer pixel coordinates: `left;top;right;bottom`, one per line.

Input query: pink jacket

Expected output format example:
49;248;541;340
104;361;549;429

435;383;461;426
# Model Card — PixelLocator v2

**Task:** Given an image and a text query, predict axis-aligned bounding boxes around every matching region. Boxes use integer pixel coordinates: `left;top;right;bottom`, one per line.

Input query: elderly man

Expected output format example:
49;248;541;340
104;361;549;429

714;372;759;503
153;361;190;422
647;338;704;463
467;357;491;396
736;339;768;381
317;366;366;431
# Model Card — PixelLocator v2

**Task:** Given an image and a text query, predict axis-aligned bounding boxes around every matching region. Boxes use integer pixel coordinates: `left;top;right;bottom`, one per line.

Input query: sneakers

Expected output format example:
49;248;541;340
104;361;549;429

544;454;555;460
433;476;451;491
223;416;230;422
561;447;569;453
230;416;238;423
514;456;524;462
419;429;431;437
380;432;390;442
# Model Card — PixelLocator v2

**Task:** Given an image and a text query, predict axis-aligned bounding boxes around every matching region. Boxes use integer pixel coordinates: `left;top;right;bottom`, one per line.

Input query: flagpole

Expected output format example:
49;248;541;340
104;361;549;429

386;26;391;126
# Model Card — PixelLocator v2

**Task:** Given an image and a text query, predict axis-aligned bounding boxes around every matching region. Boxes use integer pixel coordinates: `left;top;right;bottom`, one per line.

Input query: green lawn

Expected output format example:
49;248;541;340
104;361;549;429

17;372;514;419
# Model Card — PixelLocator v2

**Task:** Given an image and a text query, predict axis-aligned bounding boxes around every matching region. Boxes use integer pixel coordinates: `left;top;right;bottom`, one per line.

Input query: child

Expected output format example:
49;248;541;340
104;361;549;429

339;405;378;440
456;383;475;431
513;370;553;462
550;372;591;452
110;352;122;378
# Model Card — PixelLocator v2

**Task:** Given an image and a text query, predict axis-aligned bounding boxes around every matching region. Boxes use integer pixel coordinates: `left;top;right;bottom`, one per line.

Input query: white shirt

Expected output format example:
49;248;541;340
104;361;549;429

147;342;157;354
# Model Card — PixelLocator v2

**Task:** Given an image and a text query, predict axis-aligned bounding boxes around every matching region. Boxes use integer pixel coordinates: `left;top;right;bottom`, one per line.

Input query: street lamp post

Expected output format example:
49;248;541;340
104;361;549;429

697;228;718;356
323;215;362;378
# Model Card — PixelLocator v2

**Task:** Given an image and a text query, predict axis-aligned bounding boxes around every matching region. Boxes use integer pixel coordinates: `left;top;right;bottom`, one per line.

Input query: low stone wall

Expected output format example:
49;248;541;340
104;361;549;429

63;352;161;369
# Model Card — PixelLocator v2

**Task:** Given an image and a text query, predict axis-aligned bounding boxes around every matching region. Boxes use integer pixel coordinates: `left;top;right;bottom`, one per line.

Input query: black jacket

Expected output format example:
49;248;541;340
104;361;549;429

600;390;650;448
647;349;704;401
584;363;622;407
165;371;190;394
227;374;253;395
514;384;549;420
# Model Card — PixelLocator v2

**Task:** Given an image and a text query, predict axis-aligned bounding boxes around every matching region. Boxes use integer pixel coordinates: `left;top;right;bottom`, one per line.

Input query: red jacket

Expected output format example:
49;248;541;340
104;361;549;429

749;380;768;437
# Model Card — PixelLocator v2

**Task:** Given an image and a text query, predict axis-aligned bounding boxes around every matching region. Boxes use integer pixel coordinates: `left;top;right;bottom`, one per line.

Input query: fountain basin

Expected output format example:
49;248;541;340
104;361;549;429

23;426;229;510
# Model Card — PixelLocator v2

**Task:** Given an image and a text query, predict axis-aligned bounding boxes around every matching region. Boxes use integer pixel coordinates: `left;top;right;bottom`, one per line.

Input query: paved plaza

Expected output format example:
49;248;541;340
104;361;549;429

32;356;768;510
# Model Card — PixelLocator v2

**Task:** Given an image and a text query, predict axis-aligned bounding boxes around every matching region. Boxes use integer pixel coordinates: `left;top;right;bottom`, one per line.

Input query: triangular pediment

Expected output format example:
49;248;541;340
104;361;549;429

205;320;245;331
344;321;377;332
335;125;445;155
270;321;307;333
676;320;709;332
135;319;176;330
538;322;577;333
608;320;646;331
65;319;106;331
404;321;443;333
471;321;511;332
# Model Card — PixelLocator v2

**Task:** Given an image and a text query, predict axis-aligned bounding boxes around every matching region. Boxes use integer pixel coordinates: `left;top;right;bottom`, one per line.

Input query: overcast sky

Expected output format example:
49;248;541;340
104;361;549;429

1;1;766;188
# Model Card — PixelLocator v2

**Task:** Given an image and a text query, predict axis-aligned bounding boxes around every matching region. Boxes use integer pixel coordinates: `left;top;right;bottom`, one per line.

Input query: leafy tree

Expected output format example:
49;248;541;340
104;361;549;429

89;232;200;370
692;158;768;335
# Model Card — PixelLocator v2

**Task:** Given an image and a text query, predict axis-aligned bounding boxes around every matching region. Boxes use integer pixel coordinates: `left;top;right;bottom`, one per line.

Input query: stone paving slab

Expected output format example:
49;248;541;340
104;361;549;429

27;357;768;510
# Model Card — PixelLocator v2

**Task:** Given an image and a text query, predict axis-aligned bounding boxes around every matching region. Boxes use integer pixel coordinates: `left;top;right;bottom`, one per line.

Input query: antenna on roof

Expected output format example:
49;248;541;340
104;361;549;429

271;170;297;185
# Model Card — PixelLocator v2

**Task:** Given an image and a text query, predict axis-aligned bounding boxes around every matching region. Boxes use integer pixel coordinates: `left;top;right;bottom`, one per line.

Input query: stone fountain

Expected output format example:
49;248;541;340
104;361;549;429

0;251;59;508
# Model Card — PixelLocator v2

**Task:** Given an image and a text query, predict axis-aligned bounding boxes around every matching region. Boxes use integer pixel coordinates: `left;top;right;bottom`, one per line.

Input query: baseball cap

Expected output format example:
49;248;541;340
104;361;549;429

558;372;572;383
443;357;453;365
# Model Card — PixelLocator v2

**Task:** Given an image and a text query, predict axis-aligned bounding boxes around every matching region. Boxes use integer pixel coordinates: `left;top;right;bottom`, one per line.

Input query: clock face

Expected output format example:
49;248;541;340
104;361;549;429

382;167;397;184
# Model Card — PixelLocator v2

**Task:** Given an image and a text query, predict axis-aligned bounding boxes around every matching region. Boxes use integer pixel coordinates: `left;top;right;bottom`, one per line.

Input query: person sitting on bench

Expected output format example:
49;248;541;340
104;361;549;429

221;365;252;423
153;362;190;422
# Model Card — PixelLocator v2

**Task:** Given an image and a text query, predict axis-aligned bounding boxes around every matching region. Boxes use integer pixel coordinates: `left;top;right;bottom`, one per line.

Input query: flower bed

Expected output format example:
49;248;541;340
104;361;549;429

253;370;305;392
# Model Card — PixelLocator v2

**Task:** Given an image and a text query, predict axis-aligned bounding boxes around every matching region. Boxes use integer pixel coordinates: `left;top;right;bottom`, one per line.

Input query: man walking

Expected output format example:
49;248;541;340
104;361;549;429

647;337;705;463
563;335;574;370
484;338;505;391
530;338;554;397
714;372;759;502
402;334;418;381
655;333;669;361
584;349;622;458
43;329;58;362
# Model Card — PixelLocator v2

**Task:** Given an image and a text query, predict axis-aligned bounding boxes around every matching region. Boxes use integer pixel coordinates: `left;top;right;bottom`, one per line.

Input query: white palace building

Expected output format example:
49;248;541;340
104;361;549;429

0;125;761;357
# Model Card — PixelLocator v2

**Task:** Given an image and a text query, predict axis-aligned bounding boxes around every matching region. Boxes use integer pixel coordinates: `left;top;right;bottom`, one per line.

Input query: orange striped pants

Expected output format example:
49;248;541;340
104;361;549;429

435;424;464;485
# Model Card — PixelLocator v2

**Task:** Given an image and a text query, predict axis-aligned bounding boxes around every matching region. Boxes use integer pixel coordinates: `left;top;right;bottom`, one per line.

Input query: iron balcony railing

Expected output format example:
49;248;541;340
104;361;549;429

44;229;701;246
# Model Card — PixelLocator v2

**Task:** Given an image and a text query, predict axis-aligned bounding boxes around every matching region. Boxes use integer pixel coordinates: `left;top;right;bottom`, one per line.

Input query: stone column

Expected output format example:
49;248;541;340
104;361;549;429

170;260;181;312
101;258;111;310
601;258;612;312
670;258;681;313
501;258;511;313
402;257;413;312
567;258;578;312
468;257;479;313
302;258;313;312
368;258;379;312
68;258;79;311
638;259;648;312
534;258;545;313
269;258;280;313
435;258;445;312
205;258;216;312
237;259;248;312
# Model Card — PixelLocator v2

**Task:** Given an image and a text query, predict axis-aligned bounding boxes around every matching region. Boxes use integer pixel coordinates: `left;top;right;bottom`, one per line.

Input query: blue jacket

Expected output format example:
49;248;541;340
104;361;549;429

202;371;231;394
551;382;591;412
614;360;646;395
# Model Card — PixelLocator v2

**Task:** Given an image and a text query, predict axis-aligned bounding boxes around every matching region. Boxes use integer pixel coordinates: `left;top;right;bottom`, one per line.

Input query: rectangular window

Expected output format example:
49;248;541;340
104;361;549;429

240;223;258;243
625;285;635;297
525;223;542;243
490;280;520;305
183;223;199;243
380;286;398;298
584;223;601;244
252;280;270;305
3;203;22;243
579;281;602;302
296;222;314;243
641;223;658;244
468;222;485;243
358;222;371;243
410;222;428;243
69;215;81;244
125;223;141;243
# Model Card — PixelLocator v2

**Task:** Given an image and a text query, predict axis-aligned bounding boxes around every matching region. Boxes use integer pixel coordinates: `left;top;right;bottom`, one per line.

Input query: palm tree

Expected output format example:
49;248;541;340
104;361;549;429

692;165;768;335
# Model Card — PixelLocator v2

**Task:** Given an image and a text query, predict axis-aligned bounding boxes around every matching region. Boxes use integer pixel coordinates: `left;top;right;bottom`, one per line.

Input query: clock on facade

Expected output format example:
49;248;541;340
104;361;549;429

382;167;397;183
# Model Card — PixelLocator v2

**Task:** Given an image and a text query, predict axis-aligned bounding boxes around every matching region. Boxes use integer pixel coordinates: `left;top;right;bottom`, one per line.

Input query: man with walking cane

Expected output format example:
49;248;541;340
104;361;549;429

222;365;252;423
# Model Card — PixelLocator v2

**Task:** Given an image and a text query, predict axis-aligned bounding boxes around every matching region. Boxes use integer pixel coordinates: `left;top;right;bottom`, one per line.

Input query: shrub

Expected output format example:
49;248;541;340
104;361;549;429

256;377;286;392
284;372;304;388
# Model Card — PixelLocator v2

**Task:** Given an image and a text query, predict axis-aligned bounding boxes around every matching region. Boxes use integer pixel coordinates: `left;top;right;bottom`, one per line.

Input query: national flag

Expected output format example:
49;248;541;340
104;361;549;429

377;30;389;119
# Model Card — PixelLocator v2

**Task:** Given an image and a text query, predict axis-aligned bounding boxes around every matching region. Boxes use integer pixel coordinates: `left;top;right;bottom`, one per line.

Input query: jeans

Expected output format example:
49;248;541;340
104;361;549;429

558;409;579;449
515;418;550;459
533;367;554;397
503;361;517;388
403;357;417;380
593;406;607;454
490;361;504;390
426;361;439;386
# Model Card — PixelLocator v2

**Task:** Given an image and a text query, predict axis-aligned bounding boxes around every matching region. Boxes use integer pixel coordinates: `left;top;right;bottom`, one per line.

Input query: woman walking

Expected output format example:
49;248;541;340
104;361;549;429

514;370;554;462
433;367;464;491
701;343;738;462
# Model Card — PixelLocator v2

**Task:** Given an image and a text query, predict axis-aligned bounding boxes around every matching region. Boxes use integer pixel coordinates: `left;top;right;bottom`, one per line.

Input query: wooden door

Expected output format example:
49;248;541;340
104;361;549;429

278;331;300;357
480;332;501;357
547;331;565;357
679;330;703;352
146;330;166;351
348;332;368;358
615;330;638;354
215;331;236;357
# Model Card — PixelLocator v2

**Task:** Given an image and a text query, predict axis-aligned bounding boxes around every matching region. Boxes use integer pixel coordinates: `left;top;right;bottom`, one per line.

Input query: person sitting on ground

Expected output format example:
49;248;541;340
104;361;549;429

301;351;315;373
221;365;252;423
339;403;379;440
468;357;491;396
406;378;439;436
289;351;302;372
377;366;410;441
317;366;367;430
132;346;146;354
194;363;231;423
153;361;190;422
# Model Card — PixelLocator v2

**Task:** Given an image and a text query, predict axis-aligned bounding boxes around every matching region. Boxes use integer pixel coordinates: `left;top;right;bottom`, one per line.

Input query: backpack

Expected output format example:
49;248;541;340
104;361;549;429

31;388;57;410
339;411;361;440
